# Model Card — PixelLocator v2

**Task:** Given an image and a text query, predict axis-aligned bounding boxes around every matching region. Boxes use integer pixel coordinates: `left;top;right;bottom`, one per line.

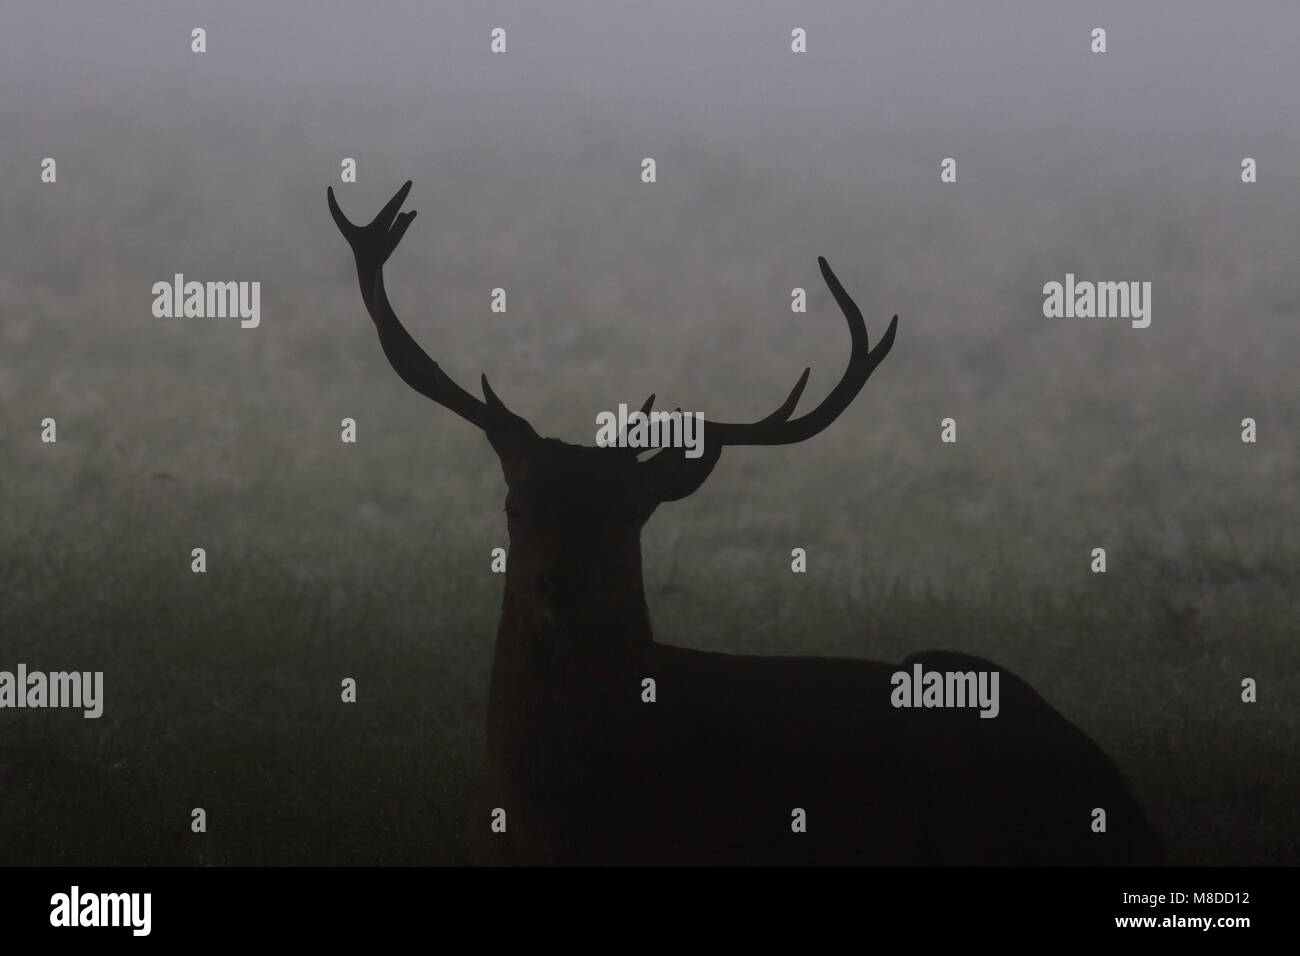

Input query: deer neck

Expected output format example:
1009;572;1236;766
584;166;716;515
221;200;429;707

485;552;655;766
489;582;655;679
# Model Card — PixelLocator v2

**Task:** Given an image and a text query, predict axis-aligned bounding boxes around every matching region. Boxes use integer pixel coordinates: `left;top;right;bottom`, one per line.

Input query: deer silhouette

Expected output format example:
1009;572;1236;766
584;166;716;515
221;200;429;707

329;181;1163;866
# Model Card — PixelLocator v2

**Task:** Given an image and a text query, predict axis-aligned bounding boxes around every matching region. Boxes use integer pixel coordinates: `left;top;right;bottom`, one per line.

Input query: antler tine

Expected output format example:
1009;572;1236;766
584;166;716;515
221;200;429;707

330;181;535;438
618;394;659;457
706;257;897;447
637;257;897;504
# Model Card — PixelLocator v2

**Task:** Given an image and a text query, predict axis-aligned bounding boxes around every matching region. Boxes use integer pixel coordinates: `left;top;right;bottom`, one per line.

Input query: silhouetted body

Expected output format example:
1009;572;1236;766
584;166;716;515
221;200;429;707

330;181;1163;866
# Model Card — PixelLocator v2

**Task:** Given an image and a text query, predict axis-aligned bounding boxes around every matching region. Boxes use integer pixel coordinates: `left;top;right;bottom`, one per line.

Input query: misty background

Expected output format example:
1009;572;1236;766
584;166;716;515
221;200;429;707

1;0;1296;864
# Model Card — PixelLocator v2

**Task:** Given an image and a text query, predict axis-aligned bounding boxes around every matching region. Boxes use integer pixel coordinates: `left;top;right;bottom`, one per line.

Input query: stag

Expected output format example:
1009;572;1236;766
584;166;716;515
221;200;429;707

329;181;1163;865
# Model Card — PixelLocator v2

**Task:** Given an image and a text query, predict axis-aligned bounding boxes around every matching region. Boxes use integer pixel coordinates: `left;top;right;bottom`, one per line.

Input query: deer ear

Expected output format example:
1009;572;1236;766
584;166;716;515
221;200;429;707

639;443;722;503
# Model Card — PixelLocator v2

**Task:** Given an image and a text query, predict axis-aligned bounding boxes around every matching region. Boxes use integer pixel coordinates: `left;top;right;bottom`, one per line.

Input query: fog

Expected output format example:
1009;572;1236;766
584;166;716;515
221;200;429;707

1;1;1296;865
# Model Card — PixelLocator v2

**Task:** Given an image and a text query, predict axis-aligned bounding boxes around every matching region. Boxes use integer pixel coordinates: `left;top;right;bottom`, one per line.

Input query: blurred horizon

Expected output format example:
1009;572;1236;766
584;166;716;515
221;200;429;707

1;0;1296;865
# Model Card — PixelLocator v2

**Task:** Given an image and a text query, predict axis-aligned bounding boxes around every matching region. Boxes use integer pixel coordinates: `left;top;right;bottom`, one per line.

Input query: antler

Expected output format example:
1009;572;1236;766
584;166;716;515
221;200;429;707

329;183;896;497
328;180;534;437
640;257;897;501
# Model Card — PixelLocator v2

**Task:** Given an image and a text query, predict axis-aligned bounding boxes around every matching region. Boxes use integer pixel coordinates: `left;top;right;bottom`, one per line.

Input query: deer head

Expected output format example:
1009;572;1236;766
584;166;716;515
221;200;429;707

328;181;898;648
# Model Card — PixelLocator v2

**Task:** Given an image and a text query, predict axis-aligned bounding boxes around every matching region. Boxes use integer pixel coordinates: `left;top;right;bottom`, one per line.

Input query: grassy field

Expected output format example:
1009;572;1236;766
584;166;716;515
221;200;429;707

1;82;1297;865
